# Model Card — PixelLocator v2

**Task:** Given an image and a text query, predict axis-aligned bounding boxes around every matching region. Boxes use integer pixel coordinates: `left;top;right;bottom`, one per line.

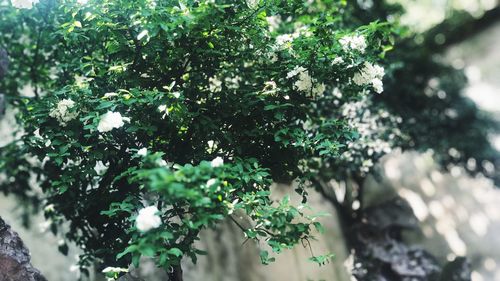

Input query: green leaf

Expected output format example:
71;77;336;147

308;253;335;266
313;222;325;234
117;245;138;260
167;248;183;257
259;250;275;265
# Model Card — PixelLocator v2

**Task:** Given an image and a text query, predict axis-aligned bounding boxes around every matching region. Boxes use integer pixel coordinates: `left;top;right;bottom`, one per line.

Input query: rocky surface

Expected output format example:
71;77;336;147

347;197;471;281
375;151;500;281
0;216;46;281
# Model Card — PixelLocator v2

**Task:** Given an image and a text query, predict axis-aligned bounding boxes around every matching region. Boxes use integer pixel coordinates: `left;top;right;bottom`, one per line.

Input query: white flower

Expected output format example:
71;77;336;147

294;71;313;93
225;199;239;215
158;105;167;112
264;81;277;90
136;206;162;232
287;66;307;79
207;140;218;153
312;83;326;97
287;66;314;94
102;267;128;280
266;15;282;32
287;66;326;97
102;267;128;274
275;25;311;49
361;159;374;173
339;34;367;53
97;111;127;133
156;159;168;167
332;57;344;65
77;0;89;4
44;204;55;213
104;92;118;98
49;99;78;126
268;52;278;63
358;0;374;10
353;62;385;93
206;178;217;187
137;148;147;156
11;0;37;9
371;78;384;94
275;34;296;48
210;156;224;167
246;0;259;9
209;76;222;92
225;76;242;89
94;161;108;175
332;87;343;98
33;129;42;139
158;104;168;119
137;30;149;41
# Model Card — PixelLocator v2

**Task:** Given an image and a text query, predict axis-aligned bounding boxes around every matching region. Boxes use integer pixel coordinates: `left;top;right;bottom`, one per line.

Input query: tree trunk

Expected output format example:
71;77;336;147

168;264;183;281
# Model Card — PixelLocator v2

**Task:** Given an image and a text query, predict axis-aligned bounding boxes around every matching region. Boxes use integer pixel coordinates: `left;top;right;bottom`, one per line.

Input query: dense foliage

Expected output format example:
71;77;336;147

0;0;497;280
0;0;398;278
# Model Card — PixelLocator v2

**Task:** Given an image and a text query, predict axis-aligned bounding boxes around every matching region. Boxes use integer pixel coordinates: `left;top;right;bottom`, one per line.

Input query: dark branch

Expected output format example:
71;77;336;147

424;5;500;51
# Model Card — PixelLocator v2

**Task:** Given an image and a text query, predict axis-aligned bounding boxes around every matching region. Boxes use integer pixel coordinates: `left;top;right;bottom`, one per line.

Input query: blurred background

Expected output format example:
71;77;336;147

1;0;499;280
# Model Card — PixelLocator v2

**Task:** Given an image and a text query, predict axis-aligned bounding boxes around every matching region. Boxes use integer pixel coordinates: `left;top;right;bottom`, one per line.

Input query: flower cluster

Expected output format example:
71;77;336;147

339;34;367;53
49;99;79;126
287;66;326;98
274;25;311;50
209;76;223;92
97;111;128;133
246;0;259;9
211;156;224;167
135;206;162;232
353;62;385;93
137;148;148;156
338;96;404;174
225;75;242;90
266;15;282;32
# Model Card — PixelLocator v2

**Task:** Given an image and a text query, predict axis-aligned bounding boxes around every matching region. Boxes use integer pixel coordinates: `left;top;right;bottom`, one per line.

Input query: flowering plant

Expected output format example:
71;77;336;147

0;0;405;279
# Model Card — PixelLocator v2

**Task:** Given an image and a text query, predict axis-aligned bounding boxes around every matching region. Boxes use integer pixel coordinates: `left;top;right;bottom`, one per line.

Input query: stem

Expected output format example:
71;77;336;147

310;177;356;249
424;4;500;52
168;264;183;281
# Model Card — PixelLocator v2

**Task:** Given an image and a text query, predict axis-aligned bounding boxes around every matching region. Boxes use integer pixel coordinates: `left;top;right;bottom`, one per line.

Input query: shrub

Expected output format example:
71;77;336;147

0;0;397;278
